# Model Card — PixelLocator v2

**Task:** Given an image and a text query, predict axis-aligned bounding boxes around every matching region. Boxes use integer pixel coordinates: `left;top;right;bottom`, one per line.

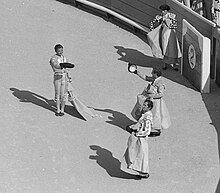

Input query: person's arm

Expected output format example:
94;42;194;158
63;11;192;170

150;15;162;30
65;56;68;63
167;13;177;29
136;70;154;82
148;82;165;99
145;119;152;136
50;58;62;69
66;70;72;82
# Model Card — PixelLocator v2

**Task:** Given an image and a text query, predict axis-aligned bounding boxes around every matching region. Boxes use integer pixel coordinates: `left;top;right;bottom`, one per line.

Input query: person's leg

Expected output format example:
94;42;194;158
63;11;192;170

163;63;168;70
159;25;168;70
173;63;179;71
163;29;180;71
203;0;213;20
60;102;65;115
59;76;67;116
183;0;191;7
150;99;162;136
54;76;61;116
56;100;61;114
134;138;150;178
194;0;204;16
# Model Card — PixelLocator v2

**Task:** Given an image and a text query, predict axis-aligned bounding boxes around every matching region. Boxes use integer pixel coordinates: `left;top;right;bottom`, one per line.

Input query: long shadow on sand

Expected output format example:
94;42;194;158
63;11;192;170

201;83;220;193
10;88;85;120
89;145;140;179
115;45;162;68
114;45;197;91
94;108;135;132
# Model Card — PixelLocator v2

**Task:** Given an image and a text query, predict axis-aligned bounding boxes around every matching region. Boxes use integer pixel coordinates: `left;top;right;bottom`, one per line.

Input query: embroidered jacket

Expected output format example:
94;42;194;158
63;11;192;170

150;12;177;31
135;111;153;137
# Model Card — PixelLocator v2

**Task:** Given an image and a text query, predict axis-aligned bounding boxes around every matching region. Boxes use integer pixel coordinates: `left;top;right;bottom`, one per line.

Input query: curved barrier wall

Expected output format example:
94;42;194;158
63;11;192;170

66;0;165;30
68;0;215;39
213;28;220;86
65;0;217;80
165;0;216;78
165;0;215;43
110;0;165;27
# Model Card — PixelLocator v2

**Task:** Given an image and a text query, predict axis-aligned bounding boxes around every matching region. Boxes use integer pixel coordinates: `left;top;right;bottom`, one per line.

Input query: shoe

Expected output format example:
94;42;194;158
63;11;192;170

138;173;150;179
126;125;133;133
173;67;178;71
55;112;60;116
149;130;161;137
59;112;65;116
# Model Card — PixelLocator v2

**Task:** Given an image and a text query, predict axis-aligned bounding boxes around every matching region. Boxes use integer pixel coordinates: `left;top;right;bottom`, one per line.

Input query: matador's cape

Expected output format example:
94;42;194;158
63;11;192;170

67;82;97;121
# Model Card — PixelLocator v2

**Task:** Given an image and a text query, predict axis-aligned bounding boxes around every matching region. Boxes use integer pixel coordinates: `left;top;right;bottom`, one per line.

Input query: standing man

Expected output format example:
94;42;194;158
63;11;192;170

131;67;171;136
121;100;153;178
148;4;182;71
50;44;72;116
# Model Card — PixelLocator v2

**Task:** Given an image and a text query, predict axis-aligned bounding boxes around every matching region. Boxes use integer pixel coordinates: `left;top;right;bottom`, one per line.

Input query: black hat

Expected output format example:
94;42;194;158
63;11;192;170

128;63;137;74
60;62;75;69
159;4;170;11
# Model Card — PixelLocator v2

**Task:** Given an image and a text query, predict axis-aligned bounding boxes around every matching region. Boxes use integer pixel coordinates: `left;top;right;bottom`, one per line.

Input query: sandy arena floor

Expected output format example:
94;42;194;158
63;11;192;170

0;0;219;193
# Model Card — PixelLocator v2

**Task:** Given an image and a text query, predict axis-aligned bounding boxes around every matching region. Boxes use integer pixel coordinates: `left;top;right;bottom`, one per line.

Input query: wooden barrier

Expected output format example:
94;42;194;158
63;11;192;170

165;0;215;40
182;19;210;93
64;0;214;39
111;0;164;27
213;27;220;87
63;0;218;83
64;0;152;32
64;0;165;31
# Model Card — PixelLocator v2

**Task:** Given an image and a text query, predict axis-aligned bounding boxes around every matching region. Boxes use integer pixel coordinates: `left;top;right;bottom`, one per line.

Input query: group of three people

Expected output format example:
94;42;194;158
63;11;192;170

121;4;179;179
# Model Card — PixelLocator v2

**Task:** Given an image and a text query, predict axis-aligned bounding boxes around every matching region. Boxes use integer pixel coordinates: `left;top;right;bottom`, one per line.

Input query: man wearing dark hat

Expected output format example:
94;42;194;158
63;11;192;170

159;4;171;11
148;4;182;71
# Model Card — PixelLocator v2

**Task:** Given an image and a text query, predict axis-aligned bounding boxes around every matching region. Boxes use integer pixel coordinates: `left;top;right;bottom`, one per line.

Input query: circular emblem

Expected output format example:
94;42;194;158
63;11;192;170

188;44;196;69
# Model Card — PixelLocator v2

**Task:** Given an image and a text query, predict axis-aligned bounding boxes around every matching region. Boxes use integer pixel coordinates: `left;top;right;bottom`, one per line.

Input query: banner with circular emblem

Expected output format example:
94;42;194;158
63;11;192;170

182;19;210;93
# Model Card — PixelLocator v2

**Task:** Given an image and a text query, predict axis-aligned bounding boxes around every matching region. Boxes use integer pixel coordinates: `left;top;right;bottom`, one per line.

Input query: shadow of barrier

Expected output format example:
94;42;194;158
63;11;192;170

61;0;219;83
